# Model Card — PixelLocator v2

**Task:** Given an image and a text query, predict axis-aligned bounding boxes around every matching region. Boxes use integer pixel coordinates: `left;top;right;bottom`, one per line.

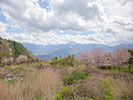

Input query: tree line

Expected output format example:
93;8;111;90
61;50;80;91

79;48;133;71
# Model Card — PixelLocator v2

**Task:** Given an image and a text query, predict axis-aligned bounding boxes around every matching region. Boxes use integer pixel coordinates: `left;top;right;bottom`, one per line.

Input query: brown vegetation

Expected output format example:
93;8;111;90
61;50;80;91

0;67;62;100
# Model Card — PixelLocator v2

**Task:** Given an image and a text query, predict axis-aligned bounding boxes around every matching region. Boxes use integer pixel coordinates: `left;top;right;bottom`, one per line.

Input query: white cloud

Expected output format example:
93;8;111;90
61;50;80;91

0;0;106;32
0;0;133;45
0;22;7;33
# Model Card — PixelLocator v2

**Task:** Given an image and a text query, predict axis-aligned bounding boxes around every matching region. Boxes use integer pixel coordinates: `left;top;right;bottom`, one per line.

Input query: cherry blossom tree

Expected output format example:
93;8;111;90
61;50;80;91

79;48;105;67
79;51;93;66
1;57;8;65
1;57;14;65
111;49;131;70
8;57;14;64
16;55;28;64
90;48;105;67
103;52;112;65
79;48;131;70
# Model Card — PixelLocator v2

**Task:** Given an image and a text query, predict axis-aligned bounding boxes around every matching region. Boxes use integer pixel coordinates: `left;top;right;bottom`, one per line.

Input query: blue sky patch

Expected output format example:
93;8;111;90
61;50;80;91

54;30;96;36
0;11;7;23
39;0;50;11
6;26;25;33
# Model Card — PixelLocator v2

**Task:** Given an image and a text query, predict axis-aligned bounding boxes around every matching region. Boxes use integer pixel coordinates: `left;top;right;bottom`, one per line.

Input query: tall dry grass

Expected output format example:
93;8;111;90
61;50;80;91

0;68;62;100
112;77;133;100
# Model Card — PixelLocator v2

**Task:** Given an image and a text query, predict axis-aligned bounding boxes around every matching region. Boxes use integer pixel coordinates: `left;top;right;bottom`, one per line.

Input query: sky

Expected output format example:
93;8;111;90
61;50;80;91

0;0;133;45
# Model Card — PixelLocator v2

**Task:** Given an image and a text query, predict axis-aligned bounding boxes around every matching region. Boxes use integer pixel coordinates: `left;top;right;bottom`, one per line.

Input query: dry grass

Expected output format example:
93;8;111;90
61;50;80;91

0;67;62;100
0;64;133;100
112;77;133;100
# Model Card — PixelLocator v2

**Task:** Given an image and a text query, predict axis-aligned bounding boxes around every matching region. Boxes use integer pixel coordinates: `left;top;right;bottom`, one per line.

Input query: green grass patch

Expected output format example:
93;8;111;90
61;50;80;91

81;97;93;100
99;77;113;100
6;63;27;69
55;86;74;100
10;68;24;73
109;67;133;72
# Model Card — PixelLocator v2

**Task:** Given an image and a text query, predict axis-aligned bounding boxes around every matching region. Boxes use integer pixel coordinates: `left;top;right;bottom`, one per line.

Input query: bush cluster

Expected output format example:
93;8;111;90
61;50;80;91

55;77;113;100
62;70;88;85
50;55;75;67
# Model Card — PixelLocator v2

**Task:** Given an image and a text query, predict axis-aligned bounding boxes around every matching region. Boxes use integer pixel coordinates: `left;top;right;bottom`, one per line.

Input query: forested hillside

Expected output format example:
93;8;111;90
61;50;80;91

0;37;34;66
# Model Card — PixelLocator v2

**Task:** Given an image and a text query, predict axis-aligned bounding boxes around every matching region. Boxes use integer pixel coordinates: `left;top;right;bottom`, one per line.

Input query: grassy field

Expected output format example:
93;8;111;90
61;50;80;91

0;62;133;100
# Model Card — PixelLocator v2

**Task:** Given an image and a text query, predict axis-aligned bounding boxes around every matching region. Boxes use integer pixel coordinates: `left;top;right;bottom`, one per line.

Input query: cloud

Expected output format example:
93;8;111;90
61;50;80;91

0;0;133;45
0;21;106;45
0;21;7;33
120;0;133;5
0;0;105;32
49;0;104;20
112;17;133;31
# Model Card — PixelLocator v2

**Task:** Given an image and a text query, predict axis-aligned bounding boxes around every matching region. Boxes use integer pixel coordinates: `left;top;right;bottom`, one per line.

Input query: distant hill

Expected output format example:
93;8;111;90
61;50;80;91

22;42;133;59
0;37;33;63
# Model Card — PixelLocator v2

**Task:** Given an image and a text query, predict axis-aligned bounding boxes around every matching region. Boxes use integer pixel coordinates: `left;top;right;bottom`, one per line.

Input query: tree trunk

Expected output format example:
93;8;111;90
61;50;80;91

118;67;121;71
129;65;131;71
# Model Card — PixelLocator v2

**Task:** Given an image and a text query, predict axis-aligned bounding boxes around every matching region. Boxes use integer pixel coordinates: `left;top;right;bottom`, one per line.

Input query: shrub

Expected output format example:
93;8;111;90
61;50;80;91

62;71;88;85
99;65;112;70
55;87;93;100
55;87;74;100
55;77;113;100
36;97;43;100
74;77;114;100
50;57;59;65
121;94;133;100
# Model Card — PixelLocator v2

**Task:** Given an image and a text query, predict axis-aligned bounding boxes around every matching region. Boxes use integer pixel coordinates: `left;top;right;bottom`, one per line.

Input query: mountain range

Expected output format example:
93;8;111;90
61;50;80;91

22;42;133;59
